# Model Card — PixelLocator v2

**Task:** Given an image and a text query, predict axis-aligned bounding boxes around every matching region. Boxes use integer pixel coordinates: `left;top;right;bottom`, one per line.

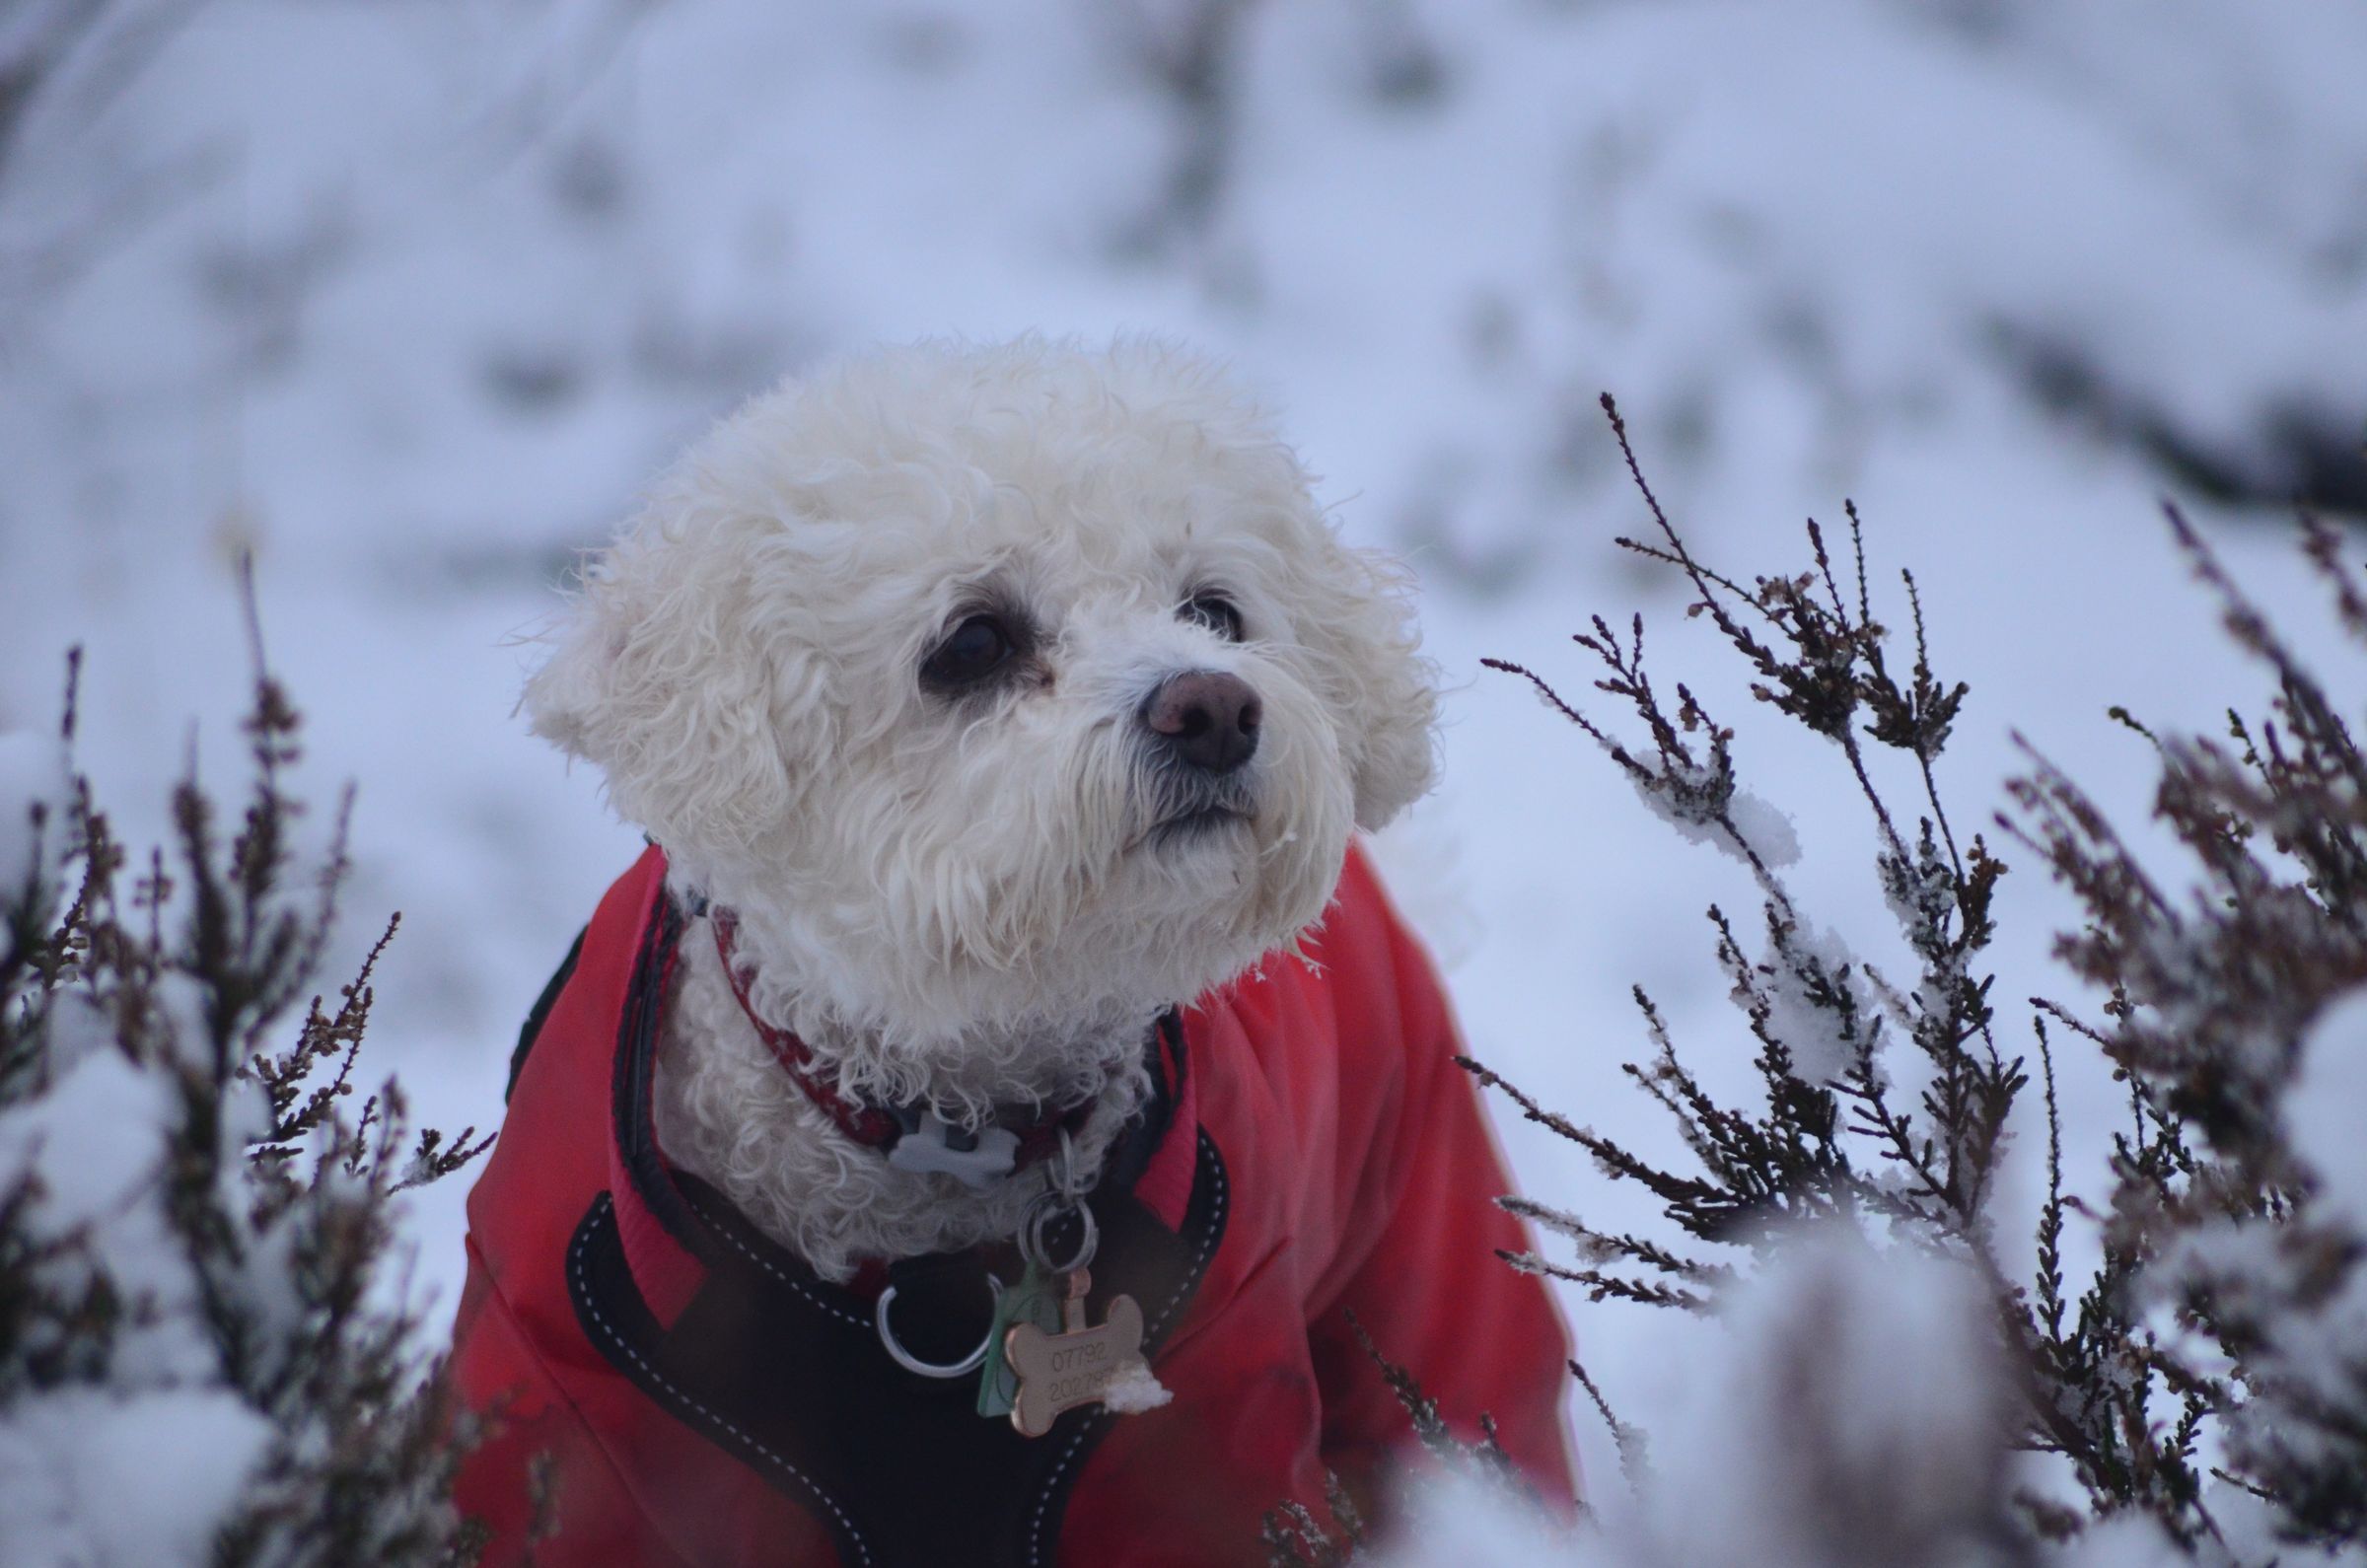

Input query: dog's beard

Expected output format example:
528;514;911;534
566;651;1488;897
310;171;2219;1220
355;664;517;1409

1122;752;1259;854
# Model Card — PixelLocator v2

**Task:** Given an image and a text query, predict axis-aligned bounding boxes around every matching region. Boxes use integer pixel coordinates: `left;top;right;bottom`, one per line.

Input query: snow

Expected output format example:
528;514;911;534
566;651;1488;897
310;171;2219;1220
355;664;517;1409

0;1386;274;1568
1101;1357;1174;1416
1381;1226;2013;1568
2291;991;2367;1229
0;1045;277;1560
0;1047;192;1322
1756;916;1876;1091
2053;1515;2191;1568
1631;767;1803;871
2150;992;2367;1489
0;1045;165;1217
4;0;2366;1556
1599;1227;2005;1568
1372;1467;1569;1568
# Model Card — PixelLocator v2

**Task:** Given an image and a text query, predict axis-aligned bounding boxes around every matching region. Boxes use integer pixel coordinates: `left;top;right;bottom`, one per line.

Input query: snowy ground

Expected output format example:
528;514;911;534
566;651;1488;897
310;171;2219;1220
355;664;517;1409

4;0;2364;1537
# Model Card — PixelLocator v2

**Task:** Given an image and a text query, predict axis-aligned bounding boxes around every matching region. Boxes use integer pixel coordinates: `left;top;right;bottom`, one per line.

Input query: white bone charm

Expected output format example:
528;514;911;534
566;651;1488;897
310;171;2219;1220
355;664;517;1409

887;1108;1021;1187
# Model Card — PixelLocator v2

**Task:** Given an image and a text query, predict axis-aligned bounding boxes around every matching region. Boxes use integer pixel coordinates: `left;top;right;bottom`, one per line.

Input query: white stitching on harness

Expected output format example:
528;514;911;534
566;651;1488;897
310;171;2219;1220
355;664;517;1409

1149;1133;1227;1338
680;1189;868;1327
573;1197;876;1566
1027;1132;1228;1567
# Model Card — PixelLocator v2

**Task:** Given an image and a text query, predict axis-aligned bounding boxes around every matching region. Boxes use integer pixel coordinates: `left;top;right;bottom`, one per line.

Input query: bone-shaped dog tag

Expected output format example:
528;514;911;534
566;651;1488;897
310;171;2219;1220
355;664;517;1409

1002;1268;1147;1439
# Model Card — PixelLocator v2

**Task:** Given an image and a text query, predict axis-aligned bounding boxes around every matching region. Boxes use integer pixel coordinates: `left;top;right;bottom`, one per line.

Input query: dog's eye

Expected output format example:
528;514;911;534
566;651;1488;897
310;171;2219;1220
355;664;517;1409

1181;593;1245;642
921;613;1017;691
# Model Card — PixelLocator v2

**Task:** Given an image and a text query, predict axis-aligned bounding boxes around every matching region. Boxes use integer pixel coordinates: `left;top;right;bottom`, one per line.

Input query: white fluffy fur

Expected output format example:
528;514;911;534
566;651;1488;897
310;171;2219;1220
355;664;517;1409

528;336;1437;1280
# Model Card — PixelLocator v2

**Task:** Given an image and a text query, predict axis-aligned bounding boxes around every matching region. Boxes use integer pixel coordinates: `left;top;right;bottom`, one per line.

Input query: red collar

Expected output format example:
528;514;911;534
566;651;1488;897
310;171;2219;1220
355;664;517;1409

707;908;1094;1175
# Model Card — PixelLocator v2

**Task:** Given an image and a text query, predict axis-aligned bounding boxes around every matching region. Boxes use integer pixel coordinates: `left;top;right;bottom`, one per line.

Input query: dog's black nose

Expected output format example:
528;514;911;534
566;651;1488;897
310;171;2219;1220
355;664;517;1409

1142;671;1261;774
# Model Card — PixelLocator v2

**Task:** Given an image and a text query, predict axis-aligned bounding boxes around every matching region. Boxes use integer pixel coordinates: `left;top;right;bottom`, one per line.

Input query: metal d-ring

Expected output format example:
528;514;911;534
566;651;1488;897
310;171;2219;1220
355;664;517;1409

875;1273;1003;1379
1021;1191;1099;1277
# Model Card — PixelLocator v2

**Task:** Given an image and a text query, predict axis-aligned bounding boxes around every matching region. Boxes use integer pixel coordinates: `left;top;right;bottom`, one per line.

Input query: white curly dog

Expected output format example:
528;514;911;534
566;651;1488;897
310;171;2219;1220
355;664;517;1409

525;337;1437;1282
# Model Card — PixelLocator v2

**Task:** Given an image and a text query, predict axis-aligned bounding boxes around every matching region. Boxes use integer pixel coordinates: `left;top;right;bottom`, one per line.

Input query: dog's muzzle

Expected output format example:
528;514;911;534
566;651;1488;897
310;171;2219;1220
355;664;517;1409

1130;671;1262;850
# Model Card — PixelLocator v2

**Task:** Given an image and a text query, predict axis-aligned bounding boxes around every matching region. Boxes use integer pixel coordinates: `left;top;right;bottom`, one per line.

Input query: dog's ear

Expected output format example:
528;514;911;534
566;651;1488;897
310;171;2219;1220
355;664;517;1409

525;508;818;858
1283;528;1440;832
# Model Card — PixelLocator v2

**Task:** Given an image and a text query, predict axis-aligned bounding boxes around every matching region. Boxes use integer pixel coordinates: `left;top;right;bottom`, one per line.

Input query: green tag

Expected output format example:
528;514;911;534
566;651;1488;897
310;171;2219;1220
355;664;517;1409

976;1261;1060;1418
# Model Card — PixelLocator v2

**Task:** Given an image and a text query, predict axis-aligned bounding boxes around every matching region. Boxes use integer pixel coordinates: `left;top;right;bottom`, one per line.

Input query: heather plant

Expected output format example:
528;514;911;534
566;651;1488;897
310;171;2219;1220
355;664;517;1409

0;624;490;1566
1278;402;2367;1567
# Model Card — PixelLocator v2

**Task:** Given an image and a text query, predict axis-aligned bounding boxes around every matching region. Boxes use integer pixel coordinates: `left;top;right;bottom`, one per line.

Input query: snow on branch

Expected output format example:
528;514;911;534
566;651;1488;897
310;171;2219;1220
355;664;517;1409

1381;404;2367;1567
0;632;490;1567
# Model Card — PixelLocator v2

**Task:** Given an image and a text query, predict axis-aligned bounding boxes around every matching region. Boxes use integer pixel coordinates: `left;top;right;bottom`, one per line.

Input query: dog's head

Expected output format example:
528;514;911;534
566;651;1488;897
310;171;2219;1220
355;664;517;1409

528;337;1435;1062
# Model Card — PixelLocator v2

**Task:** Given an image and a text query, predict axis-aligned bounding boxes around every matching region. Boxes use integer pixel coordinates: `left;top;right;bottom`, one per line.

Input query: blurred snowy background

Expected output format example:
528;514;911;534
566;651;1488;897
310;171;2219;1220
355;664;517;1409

4;0;2364;1546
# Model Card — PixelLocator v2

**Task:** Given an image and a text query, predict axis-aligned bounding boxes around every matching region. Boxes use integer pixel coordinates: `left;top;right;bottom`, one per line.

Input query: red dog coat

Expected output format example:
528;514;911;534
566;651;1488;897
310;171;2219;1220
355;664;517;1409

447;844;1578;1565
